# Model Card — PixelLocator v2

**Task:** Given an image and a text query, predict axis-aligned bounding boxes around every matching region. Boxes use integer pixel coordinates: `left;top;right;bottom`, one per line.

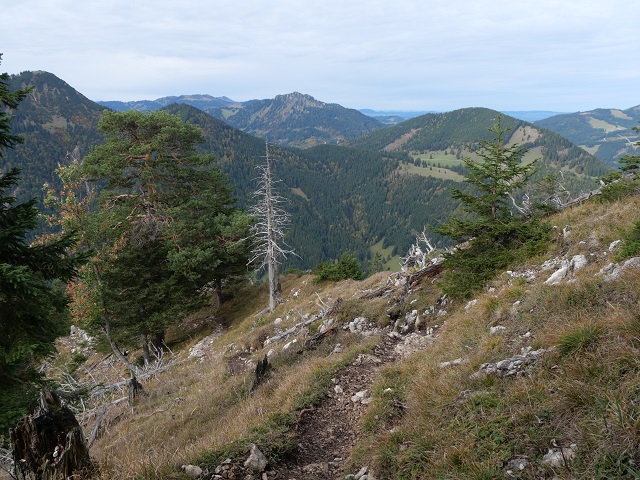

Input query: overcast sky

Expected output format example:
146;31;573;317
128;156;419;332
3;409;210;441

2;0;639;112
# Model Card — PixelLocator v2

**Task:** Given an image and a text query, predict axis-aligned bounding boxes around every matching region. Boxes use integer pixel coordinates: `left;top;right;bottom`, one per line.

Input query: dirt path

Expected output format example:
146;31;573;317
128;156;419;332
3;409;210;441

269;334;401;480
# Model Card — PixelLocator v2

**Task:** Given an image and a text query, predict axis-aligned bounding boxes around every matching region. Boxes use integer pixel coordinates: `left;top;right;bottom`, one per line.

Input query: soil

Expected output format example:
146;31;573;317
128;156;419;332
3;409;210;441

267;334;402;480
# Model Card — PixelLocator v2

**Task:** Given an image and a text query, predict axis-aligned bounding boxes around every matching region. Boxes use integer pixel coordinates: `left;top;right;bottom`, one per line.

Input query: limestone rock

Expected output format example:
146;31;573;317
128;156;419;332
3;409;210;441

182;464;204;478
244;444;267;473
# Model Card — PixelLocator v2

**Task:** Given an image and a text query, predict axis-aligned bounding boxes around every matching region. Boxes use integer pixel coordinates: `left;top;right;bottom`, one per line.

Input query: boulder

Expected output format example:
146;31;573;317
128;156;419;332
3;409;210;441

244;444;267;473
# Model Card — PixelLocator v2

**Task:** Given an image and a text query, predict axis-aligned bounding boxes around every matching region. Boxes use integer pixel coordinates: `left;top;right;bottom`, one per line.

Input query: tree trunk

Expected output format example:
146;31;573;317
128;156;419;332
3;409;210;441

10;390;94;480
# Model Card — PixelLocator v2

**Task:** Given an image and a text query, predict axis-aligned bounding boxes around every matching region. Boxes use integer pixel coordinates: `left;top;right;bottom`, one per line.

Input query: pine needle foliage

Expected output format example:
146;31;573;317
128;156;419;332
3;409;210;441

437;116;550;298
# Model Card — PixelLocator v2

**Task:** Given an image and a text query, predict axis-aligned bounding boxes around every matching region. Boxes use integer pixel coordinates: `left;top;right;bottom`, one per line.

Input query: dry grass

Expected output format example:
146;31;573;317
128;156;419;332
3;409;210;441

347;196;640;479
16;195;640;480
83;273;384;479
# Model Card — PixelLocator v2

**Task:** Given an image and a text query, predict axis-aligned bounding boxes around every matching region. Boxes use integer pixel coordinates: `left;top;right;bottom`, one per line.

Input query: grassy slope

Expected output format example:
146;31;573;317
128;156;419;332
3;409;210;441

352;195;640;479
32;194;640;480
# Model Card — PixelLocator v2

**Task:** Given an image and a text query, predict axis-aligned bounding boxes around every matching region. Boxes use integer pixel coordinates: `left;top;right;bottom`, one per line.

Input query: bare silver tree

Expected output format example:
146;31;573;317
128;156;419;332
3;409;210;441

248;143;295;313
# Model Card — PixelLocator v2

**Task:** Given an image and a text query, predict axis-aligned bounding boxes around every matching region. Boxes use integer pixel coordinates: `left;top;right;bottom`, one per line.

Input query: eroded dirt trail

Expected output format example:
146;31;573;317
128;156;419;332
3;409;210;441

270;334;401;480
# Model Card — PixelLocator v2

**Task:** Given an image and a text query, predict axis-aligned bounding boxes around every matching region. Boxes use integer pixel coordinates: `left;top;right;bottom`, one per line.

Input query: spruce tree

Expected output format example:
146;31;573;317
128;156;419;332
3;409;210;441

0;55;84;429
436;116;549;298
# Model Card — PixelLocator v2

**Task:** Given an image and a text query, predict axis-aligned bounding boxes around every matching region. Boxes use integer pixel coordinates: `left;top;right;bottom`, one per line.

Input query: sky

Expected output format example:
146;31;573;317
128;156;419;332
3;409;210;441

2;0;639;112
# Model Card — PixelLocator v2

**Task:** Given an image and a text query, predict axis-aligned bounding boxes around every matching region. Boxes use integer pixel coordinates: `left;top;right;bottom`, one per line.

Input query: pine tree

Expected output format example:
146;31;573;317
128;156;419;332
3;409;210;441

66;110;251;360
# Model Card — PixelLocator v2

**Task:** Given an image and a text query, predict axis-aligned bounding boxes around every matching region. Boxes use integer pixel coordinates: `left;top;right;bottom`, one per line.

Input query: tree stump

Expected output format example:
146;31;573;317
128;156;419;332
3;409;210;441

128;376;145;406
10;390;94;480
251;355;271;392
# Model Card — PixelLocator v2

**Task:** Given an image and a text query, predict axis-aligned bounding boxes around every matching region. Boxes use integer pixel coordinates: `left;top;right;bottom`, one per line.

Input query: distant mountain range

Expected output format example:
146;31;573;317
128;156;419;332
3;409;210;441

4;70;612;268
359;109;567;124
535;106;640;167
98;94;235;112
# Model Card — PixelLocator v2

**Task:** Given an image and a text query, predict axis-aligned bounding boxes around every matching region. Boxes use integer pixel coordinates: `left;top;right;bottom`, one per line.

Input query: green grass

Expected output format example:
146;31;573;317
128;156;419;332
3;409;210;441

402;163;465;182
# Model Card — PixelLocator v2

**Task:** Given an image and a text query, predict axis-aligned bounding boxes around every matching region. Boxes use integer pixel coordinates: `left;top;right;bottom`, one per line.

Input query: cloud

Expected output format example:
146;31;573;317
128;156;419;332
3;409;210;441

3;0;639;110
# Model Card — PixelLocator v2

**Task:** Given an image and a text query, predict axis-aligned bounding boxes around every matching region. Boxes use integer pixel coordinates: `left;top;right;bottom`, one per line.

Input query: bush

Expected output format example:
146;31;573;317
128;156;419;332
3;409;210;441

313;253;364;281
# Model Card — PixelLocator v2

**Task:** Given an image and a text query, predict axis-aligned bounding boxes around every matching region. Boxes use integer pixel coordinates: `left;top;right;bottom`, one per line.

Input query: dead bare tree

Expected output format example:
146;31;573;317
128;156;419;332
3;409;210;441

248;143;296;313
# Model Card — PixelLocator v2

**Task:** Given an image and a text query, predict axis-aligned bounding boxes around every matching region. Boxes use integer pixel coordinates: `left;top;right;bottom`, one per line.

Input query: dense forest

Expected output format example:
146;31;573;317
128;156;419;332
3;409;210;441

2;71;611;271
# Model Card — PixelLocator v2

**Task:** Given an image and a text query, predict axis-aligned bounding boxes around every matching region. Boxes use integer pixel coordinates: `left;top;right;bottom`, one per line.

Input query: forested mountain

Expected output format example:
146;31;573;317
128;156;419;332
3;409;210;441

2;72;455;269
3;72;611;271
98;94;234;113
348;107;609;194
164;104;458;268
2;71;105;205
203;92;386;148
535;105;640;167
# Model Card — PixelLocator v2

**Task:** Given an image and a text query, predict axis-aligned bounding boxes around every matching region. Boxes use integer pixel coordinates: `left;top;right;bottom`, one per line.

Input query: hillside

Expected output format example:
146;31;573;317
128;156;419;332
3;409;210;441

165;104;457;267
8;189;640;480
204;92;386;148
348;107;610;194
98;94;235;113
535;105;640;167
1;72;456;269
3;71;105;205
3;73;611;270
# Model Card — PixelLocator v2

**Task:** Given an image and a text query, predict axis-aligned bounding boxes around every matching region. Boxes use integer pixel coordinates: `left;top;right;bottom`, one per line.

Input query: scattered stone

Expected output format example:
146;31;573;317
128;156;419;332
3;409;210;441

346;317;369;333
457;389;490;401
274;317;282;324
439;358;463;368
332;343;343;354
465;299;478;310
609;240;622;251
505;456;530;475
393;333;435;358
544;255;588;285
351;390;372;404
541;444;578;468
354;466;368;479
319;317;336;333
282;338;298;351
393;309;420;334
436;309;447;317
244;444;267;473
334;385;344;395
490;325;506;335
471;347;552;379
596;257;640;282
182;464;204;478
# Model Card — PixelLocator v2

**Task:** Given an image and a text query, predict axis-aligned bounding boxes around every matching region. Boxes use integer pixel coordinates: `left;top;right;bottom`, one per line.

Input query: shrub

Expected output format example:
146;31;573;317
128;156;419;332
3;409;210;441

312;253;364;281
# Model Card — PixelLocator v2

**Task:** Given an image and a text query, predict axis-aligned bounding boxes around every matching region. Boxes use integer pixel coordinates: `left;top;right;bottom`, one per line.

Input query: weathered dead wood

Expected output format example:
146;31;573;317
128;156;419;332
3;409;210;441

251;355;271;392
10;391;95;480
86;404;106;449
127;377;145;406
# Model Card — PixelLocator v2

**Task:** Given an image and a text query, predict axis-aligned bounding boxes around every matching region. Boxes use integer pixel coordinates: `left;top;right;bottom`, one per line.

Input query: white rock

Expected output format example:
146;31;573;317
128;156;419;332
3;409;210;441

490;325;506;335
545;266;569;285
354;466;368;479
334;385;344;394
282;338;297;350
541;445;577;468
244;443;268;472
439;358;463;368
274;317;282;324
464;299;478;310
609;240;622;251
570;254;588;271
182;465;203;478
